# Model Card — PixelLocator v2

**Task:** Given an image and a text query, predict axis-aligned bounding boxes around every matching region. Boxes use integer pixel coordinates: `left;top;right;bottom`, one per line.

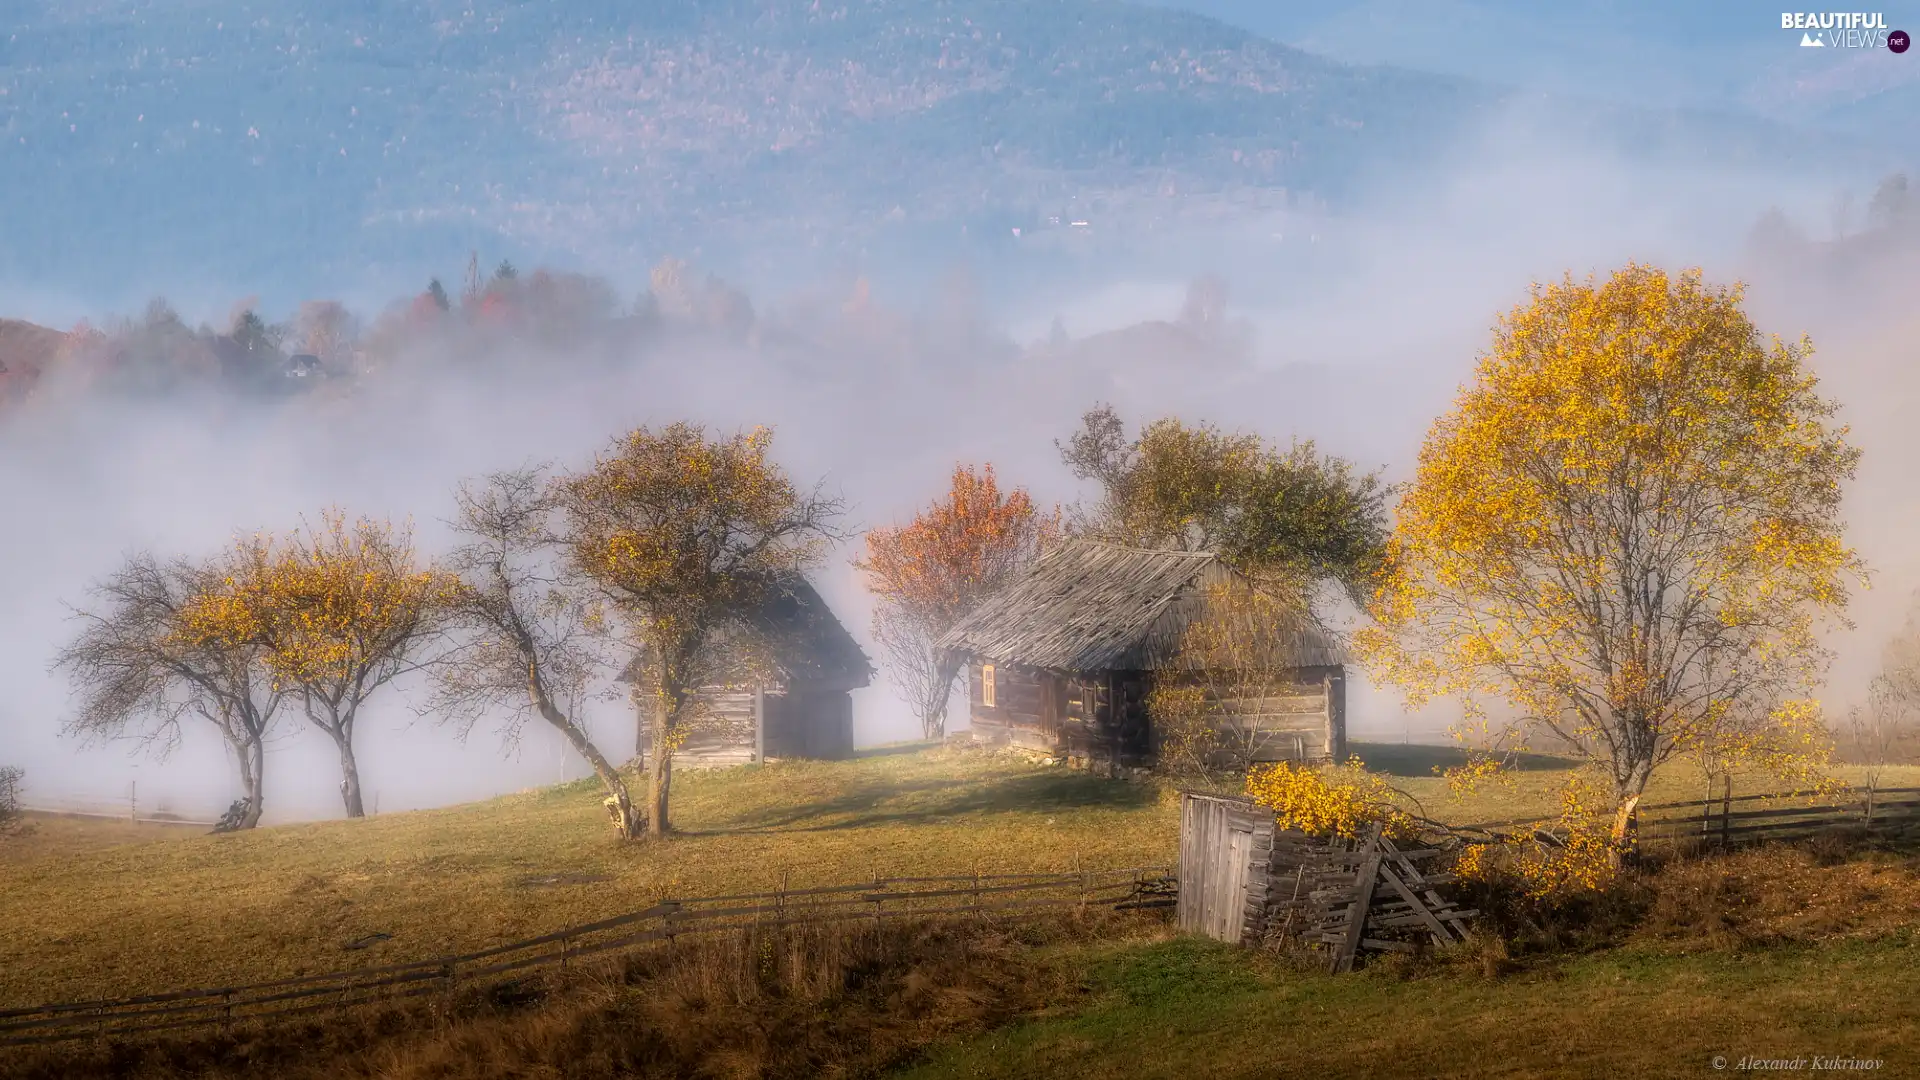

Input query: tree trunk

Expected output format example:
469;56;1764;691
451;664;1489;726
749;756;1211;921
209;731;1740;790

1610;759;1654;867
648;695;673;838
231;734;266;830
924;651;964;743
581;743;640;840
331;730;366;819
241;736;265;829
533;690;640;839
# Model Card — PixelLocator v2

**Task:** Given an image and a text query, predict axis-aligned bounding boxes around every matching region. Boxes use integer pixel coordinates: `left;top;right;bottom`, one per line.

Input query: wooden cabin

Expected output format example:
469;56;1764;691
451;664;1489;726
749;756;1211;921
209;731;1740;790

936;540;1345;772
621;576;874;769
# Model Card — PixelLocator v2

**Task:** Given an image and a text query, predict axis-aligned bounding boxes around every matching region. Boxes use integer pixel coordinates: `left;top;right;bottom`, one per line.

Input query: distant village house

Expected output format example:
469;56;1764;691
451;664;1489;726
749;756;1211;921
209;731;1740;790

937;540;1346;773
619;576;874;769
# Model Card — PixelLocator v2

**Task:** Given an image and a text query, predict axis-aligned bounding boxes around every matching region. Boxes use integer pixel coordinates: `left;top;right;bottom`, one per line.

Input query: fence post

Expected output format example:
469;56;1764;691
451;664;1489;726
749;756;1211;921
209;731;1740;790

1702;775;1715;839
1720;773;1732;849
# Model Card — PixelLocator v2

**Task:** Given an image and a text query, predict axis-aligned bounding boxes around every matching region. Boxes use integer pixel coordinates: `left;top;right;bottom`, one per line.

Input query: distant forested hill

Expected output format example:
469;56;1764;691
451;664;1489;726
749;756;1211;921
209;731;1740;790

0;0;1885;300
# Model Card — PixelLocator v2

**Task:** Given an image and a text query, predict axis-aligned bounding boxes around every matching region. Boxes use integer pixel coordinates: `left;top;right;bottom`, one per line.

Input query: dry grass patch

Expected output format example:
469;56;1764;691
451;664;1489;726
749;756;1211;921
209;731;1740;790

0;748;1175;1008
1;911;1169;1080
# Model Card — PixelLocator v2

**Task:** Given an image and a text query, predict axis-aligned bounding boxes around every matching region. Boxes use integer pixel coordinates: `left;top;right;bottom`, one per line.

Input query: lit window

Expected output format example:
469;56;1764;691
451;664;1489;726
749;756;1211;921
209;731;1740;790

981;663;996;708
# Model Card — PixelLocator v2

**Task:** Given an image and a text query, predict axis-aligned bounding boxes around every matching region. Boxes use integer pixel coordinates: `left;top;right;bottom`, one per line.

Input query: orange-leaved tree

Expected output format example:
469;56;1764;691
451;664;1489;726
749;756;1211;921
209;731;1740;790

1356;265;1864;855
556;424;842;837
181;512;454;818
856;464;1061;740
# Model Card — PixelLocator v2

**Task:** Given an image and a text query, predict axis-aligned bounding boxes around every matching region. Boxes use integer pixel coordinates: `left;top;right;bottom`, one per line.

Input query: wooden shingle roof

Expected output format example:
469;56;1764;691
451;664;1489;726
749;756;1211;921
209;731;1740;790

617;575;874;689
935;539;1342;672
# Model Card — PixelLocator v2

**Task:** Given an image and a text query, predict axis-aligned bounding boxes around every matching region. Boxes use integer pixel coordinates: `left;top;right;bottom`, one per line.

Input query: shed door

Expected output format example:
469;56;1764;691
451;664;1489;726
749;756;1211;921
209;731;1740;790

1209;826;1255;942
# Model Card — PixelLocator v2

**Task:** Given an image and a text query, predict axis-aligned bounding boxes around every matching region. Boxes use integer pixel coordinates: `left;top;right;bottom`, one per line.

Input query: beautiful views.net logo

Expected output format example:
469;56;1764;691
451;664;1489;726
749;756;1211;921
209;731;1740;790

1780;11;1908;49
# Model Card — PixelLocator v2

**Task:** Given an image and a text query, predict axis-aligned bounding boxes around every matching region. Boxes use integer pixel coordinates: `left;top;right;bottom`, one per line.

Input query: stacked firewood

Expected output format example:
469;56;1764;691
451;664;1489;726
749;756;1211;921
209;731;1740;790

1271;823;1478;973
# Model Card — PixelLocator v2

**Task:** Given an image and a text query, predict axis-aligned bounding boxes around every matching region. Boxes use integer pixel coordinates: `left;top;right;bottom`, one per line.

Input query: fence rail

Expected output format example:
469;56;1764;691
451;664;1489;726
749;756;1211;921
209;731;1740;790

0;866;1174;1046
1458;786;1920;846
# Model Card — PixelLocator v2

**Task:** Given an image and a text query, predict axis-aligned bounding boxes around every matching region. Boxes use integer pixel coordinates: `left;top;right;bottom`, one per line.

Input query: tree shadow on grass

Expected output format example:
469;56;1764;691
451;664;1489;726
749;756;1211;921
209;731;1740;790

697;770;1159;836
1352;741;1580;778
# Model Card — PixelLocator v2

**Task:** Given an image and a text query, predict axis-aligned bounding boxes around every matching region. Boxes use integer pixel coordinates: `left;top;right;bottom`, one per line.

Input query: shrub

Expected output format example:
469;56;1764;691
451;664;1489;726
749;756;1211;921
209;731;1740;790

1243;757;1417;841
0;766;21;835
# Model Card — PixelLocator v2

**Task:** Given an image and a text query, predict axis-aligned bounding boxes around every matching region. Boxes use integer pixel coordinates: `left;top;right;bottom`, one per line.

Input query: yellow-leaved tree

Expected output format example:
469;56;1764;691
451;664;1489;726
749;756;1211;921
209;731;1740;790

181;512;453;818
1356;265;1864;851
555;424;842;838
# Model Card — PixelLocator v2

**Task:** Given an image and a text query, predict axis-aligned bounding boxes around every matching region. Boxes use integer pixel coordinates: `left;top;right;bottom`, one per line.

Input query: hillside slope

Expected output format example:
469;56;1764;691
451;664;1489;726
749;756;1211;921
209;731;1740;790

0;0;1877;299
0;318;67;403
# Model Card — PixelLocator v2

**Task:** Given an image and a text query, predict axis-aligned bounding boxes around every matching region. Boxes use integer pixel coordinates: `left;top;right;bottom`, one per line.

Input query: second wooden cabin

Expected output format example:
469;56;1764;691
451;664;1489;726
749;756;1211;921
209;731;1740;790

622;575;875;769
936;540;1346;772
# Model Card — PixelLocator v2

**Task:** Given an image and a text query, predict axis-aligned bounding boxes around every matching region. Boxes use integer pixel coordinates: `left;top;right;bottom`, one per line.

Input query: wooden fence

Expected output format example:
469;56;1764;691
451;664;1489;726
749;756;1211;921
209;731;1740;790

1638;784;1920;846
1459;785;1920;848
0;867;1174;1047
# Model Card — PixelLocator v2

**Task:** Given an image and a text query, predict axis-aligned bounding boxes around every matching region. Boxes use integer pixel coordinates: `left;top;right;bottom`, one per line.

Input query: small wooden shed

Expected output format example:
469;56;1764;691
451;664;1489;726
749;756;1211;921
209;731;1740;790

935;540;1346;772
622;576;874;768
1179;791;1282;944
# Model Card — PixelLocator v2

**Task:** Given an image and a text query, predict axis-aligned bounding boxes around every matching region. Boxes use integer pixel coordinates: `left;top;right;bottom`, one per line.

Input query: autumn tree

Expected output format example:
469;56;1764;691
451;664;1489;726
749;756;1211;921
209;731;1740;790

53;553;288;829
189;513;452;818
555;424;841;837
1058;405;1388;604
1356;265;1864;849
432;466;644;838
856;464;1061;740
1146;577;1326;777
293;300;357;367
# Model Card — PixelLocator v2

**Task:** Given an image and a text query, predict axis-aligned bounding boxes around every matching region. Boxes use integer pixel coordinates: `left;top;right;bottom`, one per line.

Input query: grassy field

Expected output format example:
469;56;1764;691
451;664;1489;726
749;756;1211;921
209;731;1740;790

0;746;1176;1007
1;813;203;861
5;742;1918;1011
898;929;1920;1079
12;839;1920;1079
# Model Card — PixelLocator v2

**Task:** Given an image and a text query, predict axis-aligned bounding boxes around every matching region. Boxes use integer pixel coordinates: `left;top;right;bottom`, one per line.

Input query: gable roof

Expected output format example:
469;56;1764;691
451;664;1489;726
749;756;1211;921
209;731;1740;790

617;575;874;689
758;576;875;687
935;539;1342;672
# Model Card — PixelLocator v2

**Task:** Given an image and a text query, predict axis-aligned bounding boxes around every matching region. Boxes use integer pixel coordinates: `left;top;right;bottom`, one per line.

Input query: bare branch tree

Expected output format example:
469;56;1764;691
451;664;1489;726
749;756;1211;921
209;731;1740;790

431;466;642;838
50;553;285;829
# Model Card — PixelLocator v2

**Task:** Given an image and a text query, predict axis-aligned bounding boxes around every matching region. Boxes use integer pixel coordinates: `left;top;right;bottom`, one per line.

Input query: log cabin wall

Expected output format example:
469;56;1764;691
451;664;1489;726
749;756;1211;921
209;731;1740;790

1148;664;1344;766
639;688;760;770
967;662;1343;771
967;661;1058;755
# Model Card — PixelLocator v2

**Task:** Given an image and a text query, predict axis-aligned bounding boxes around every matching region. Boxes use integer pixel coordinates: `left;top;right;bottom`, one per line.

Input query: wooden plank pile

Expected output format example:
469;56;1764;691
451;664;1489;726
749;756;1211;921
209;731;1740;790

1276;824;1478;973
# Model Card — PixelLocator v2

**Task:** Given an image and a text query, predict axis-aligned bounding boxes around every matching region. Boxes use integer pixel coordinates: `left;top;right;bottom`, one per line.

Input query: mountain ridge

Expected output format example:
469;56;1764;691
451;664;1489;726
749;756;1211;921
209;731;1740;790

0;0;1890;303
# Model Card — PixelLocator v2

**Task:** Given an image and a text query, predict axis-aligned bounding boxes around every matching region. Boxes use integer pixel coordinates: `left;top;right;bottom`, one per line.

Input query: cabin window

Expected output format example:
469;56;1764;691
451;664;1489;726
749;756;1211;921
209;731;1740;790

981;664;996;708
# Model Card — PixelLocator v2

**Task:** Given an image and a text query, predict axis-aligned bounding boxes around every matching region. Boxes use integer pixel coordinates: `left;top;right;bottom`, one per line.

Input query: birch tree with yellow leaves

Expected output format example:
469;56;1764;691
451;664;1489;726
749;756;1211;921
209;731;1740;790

1356;265;1865;848
555;424;842;838
182;513;453;818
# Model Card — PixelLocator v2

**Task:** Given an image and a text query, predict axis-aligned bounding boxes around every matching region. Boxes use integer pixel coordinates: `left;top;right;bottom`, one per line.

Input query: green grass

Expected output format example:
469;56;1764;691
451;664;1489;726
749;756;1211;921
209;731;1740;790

896;932;1920;1079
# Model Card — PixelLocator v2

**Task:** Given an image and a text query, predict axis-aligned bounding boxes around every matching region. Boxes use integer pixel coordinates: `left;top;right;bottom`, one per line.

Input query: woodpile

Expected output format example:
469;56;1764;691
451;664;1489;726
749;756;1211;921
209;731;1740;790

1271;823;1478;973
